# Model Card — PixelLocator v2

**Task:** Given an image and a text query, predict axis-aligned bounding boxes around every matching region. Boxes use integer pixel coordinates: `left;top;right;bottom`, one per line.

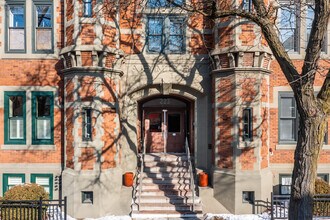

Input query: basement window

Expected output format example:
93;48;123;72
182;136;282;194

242;191;254;204
82;191;93;204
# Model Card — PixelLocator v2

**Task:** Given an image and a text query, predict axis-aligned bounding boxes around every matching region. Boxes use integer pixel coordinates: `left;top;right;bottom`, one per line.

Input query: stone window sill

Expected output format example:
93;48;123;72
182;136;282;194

276;144;330;150
1;145;56;150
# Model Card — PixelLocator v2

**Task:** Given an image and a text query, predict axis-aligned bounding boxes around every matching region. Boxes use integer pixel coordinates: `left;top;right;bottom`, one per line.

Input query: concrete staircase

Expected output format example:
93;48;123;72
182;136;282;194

131;153;203;219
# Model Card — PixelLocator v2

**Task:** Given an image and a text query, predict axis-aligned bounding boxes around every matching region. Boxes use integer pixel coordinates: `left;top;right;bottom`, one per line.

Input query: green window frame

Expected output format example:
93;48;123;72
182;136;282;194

4;91;26;145
32;91;54;145
3;174;25;195
33;0;54;53
31;174;53;199
5;1;26;53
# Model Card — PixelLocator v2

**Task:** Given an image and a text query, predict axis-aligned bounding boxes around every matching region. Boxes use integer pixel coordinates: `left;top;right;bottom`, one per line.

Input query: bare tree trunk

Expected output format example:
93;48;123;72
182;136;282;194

289;95;327;220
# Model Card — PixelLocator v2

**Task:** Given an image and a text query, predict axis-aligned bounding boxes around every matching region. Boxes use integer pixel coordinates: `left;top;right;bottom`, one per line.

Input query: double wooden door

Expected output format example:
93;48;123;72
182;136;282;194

144;109;185;153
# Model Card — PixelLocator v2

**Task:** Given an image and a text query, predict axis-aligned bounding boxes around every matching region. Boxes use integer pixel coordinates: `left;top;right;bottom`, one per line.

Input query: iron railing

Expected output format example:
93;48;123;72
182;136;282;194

185;137;195;212
137;139;146;211
0;197;67;220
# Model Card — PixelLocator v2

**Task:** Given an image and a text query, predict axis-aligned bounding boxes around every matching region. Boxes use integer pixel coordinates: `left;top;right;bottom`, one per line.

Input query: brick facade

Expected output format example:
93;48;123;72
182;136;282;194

0;0;329;217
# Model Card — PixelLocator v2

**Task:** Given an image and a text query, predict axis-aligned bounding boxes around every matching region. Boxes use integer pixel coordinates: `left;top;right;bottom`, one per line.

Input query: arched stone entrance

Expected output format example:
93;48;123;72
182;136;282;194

138;95;194;154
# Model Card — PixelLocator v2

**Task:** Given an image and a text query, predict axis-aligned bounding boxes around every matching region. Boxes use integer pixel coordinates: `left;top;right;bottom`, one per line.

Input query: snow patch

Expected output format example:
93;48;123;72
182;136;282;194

84;216;131;220
204;213;271;220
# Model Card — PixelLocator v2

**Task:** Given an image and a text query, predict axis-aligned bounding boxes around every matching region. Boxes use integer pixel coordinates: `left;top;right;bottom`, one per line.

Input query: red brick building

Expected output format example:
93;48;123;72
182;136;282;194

0;0;329;218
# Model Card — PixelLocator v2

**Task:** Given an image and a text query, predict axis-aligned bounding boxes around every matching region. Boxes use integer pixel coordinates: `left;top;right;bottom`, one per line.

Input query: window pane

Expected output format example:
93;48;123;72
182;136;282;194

281;176;292;185
280;97;296;118
170;22;183;35
37;96;51;117
281;185;291;194
280;119;296;141
9;29;25;50
279;6;297;51
10;118;24;139
36;177;50;185
84;0;92;17
168;114;180;132
148;113;162;132
83;109;92;140
9;6;24;28
149;36;162;52
36;5;52;27
280;29;296;51
37;118;51;139
148;0;167;7
149;18;163;35
9;96;23;117
8;176;23;185
173;0;183;5
36;29;52;50
169;36;183;52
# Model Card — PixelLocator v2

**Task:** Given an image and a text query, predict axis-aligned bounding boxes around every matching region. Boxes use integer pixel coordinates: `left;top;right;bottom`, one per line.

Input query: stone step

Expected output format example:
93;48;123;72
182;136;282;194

141;183;191;190
143;166;189;173
143;154;188;162
141;177;191;184
134;195;200;204
143;160;188;167
140;172;191;179
131;210;203;219
136;189;194;197
132;203;202;212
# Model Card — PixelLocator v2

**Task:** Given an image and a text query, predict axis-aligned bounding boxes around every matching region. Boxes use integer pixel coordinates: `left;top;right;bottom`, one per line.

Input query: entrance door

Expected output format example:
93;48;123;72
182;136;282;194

144;109;185;153
167;111;185;152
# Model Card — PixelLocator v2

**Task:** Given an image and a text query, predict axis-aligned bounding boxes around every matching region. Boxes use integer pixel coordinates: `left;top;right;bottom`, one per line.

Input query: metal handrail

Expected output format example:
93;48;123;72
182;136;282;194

185;137;195;212
137;140;146;211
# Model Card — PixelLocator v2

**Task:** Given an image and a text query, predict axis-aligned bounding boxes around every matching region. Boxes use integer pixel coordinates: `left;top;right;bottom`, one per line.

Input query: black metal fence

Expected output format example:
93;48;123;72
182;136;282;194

253;193;330;219
0;197;67;220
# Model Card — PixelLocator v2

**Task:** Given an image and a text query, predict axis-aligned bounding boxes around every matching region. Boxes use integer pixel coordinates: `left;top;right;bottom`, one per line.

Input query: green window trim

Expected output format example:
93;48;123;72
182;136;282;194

4;91;26;145
32;0;54;53
3;173;25;196
31;174;53;199
5;2;27;53
32;91;54;145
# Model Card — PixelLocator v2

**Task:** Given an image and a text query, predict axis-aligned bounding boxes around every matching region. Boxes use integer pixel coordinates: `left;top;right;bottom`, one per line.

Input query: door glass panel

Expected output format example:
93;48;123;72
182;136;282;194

148;113;161;132
168;114;180;132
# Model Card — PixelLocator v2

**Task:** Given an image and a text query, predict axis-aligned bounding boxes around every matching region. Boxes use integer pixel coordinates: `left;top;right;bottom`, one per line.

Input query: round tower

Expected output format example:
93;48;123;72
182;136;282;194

211;0;273;214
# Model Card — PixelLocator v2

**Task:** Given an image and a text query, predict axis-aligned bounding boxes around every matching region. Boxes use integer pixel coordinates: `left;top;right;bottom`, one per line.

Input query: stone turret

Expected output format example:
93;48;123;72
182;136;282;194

211;0;273;214
60;0;126;218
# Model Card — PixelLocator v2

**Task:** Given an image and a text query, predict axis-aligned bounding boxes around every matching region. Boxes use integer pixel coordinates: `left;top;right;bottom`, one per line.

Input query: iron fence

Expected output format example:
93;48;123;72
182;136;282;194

253;193;330;219
0;197;67;220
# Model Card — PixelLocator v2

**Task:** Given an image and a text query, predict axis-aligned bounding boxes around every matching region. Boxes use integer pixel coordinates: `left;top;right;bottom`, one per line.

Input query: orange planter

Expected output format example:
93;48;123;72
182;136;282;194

199;172;208;187
124;172;134;187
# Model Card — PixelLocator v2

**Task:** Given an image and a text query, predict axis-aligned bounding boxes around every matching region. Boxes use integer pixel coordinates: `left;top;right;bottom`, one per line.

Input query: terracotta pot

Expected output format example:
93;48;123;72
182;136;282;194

199;172;208;187
124;172;134;187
